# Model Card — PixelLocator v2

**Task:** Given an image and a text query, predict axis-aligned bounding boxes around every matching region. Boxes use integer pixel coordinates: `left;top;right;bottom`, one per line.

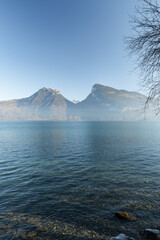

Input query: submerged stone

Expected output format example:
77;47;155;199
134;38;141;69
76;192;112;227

115;212;136;221
140;229;160;240
110;233;135;240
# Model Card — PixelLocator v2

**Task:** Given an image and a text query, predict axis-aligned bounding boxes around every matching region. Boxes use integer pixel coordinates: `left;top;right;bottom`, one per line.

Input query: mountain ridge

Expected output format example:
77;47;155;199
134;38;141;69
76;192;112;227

0;84;153;121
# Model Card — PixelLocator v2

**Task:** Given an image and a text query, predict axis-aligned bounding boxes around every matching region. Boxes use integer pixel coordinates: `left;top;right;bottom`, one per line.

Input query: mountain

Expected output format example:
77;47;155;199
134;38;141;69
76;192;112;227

0;87;77;120
76;84;146;120
0;84;151;121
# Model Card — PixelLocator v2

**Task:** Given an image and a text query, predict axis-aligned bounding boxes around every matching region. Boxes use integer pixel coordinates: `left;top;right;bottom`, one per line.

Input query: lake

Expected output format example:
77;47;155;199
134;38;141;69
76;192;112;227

0;121;160;239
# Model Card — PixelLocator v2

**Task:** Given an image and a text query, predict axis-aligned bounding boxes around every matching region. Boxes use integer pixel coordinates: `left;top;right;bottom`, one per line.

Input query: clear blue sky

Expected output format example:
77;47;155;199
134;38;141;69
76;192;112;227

0;0;140;101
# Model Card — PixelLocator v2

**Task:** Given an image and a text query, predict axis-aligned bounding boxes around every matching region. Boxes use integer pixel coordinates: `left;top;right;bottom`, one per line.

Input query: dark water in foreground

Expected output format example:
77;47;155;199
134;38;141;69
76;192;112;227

0;121;160;240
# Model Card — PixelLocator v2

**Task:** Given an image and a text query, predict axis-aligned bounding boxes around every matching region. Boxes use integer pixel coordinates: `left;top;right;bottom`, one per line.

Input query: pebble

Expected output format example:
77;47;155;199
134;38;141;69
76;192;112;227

115;212;136;221
110;233;135;240
140;229;160;240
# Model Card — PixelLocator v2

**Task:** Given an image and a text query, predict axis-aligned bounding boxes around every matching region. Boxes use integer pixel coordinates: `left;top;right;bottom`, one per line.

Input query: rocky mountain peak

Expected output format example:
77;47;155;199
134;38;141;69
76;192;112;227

91;84;117;94
38;87;60;95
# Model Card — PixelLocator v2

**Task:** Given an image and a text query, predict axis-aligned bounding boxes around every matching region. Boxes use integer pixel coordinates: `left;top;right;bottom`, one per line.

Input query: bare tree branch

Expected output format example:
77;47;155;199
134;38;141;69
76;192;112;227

126;0;160;114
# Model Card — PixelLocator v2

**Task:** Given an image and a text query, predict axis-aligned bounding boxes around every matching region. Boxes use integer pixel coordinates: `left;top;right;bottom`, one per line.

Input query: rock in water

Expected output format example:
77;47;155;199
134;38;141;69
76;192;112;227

140;229;160;240
115;212;136;221
110;233;135;240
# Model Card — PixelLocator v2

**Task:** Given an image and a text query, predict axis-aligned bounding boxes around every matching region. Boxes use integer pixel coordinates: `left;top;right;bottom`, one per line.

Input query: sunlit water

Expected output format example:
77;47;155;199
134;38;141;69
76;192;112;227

0;121;160;240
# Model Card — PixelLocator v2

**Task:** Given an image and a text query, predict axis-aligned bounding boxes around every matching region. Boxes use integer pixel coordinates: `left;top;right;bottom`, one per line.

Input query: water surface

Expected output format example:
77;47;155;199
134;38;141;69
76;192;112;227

0;121;160;239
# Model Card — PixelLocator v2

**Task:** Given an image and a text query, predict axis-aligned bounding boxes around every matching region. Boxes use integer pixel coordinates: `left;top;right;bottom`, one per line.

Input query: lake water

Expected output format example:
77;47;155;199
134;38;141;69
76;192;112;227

0;121;160;240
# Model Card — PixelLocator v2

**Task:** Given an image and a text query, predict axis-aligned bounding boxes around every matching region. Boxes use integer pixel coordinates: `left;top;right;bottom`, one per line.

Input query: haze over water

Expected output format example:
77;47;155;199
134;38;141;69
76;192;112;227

0;121;160;239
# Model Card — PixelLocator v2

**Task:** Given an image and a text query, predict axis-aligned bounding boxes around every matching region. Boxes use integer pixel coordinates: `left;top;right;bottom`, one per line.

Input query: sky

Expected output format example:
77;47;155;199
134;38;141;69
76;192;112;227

0;0;140;101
